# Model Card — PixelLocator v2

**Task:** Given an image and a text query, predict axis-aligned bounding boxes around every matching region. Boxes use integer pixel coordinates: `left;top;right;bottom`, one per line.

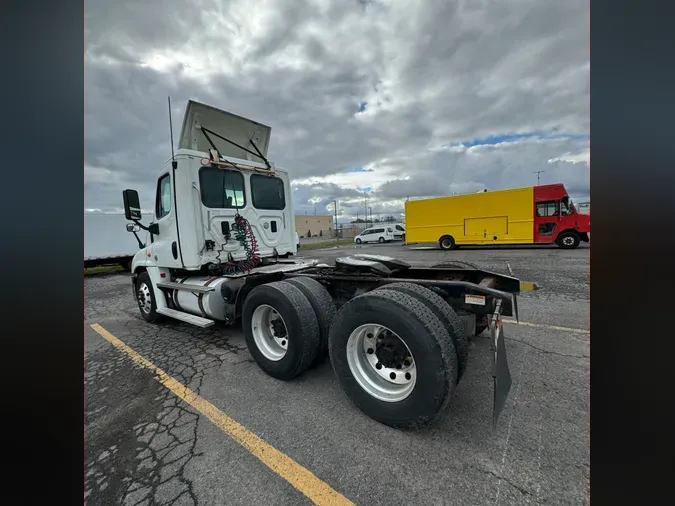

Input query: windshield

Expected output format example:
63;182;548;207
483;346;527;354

561;198;575;216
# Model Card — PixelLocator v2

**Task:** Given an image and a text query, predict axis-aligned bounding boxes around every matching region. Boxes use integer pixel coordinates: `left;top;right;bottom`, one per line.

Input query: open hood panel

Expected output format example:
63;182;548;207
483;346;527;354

178;100;271;162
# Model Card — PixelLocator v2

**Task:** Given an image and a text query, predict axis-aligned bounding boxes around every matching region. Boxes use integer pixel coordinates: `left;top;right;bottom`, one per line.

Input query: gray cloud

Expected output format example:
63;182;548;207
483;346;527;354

85;0;589;219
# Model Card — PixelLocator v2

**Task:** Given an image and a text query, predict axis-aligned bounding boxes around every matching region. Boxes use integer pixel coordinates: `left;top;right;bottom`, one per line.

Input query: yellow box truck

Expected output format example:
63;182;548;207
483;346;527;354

404;184;591;249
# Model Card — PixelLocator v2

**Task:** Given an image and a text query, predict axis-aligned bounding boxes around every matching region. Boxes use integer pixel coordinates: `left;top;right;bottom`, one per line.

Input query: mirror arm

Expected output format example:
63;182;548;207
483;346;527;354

133;220;159;236
131;230;145;249
132;219;152;232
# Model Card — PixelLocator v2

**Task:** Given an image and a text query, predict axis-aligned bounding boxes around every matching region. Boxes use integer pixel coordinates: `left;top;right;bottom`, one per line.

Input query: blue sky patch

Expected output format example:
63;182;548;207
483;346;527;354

456;130;588;148
344;167;373;173
357;101;368;113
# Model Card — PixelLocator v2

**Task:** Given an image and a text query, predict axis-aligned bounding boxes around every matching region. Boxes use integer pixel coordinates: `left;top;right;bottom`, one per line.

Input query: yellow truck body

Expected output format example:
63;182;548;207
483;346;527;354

405;187;535;246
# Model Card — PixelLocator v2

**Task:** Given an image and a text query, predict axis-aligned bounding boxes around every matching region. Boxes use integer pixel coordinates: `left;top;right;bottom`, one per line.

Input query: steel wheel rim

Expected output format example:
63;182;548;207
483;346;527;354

137;283;152;314
562;236;574;246
346;324;417;402
441;239;451;249
251;304;289;361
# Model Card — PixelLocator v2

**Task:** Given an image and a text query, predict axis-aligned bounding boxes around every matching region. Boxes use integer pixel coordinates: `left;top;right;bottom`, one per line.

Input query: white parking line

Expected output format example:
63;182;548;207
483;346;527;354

502;319;589;334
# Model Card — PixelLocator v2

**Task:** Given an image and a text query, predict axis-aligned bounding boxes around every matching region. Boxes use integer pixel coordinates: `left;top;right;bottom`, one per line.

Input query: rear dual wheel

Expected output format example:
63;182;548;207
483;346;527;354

328;287;461;429
242;278;336;380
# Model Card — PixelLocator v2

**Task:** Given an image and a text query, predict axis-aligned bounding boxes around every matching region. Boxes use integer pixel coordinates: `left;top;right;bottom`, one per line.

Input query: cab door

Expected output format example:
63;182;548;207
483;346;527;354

148;171;183;268
534;200;560;244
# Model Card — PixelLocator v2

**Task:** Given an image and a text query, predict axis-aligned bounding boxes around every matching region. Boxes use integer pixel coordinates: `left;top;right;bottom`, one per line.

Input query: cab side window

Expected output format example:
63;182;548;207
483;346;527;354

156;173;172;219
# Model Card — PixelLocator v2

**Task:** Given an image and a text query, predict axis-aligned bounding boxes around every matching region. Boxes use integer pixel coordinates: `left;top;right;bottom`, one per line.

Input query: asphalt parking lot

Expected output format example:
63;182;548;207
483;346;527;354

85;242;589;506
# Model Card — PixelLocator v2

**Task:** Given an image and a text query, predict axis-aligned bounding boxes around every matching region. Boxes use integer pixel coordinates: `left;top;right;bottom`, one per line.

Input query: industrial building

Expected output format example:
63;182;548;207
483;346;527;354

295;215;335;238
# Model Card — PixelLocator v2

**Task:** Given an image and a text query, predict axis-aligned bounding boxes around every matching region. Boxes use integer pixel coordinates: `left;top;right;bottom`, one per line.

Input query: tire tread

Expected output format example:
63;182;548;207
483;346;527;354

243;281;320;380
378;282;469;383
329;288;458;428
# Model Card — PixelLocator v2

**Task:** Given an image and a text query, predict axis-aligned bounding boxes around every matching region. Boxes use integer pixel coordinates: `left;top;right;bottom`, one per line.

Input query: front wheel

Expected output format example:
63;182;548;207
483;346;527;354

557;232;580;249
378;237;385;243
135;271;165;323
355;238;362;244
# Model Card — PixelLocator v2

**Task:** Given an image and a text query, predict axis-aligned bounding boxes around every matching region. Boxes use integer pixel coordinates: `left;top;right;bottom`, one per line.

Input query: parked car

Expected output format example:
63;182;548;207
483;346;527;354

354;226;396;244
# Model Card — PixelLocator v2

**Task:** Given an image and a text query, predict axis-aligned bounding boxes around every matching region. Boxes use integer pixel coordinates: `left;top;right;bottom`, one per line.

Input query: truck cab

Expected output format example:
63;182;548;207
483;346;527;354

124;100;297;277
533;184;591;248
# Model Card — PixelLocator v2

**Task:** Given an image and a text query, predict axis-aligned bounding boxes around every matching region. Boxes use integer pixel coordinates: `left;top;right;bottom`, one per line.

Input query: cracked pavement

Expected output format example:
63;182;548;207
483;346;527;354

85;243;589;506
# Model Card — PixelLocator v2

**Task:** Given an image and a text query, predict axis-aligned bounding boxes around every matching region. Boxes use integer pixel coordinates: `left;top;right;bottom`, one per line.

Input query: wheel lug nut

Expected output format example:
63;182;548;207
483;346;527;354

367;348;374;354
375;363;382;370
389;372;396;380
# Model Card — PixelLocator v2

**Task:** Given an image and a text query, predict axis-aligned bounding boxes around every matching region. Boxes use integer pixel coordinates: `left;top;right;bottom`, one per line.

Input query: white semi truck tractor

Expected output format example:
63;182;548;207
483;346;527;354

122;100;526;429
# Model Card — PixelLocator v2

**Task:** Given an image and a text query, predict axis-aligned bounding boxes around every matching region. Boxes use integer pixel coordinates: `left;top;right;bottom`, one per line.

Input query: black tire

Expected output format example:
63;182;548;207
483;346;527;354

328;289;458;429
439;235;456;250
135;271;166;323
285;276;336;366
378;236;385;243
556;232;580;249
356;238;362;244
401;233;406;242
378;282;468;383
242;281;321;380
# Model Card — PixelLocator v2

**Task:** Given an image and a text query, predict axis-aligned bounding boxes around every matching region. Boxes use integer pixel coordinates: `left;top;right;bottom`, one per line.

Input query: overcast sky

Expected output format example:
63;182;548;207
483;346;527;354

85;0;589;222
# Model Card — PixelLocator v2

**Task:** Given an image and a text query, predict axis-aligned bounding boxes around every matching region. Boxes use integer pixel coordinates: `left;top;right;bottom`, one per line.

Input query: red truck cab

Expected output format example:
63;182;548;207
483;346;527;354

533;184;590;249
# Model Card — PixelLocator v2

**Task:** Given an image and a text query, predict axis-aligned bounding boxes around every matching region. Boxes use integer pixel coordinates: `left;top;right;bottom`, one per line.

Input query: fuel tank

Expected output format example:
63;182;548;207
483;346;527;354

170;276;241;321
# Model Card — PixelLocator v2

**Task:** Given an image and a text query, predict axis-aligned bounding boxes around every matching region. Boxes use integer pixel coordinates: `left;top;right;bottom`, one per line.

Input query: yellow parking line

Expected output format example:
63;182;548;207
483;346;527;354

89;323;355;506
502;319;589;334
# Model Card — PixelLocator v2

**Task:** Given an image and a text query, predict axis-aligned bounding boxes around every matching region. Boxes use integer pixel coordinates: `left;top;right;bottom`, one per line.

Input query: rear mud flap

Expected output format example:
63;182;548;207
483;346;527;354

490;301;512;429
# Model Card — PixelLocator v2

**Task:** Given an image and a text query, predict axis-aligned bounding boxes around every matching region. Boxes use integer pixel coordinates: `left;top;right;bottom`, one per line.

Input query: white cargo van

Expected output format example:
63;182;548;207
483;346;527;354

354;226;396;244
